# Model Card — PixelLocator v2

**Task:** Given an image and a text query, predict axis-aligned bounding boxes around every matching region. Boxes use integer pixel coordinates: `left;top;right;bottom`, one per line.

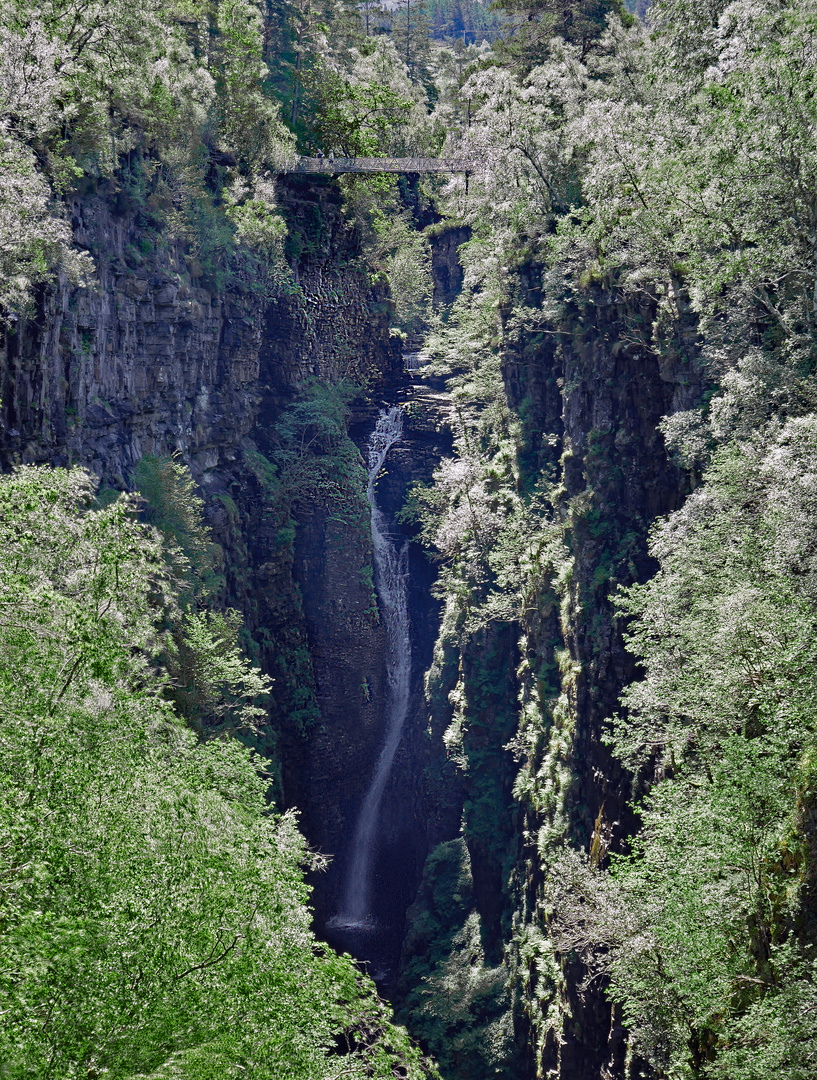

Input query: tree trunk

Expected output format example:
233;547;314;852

291;33;302;127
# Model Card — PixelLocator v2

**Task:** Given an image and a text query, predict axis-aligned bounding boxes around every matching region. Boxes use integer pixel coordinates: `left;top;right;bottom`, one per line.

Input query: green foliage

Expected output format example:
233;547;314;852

495;0;630;68
544;1;817;442
401;287;567;630
0;464;432;1079
243;446;323;737
398;840;523;1080
133;453;216;593
310;69;415;157
0;132;88;315
423;0;505;44
536;421;817;1078
133;453;274;737
269;378;369;522
359;561;379;619
345;173;434;332
390;1;434;83
0;0;296;311
396;205;574;1077
173;608;272;734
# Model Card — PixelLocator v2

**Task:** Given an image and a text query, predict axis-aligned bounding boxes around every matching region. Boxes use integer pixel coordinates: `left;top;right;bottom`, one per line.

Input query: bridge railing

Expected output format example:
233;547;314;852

281;156;476;174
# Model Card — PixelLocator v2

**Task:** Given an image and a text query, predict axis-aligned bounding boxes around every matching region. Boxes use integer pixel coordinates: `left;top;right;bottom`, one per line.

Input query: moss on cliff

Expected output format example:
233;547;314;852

396;249;703;1078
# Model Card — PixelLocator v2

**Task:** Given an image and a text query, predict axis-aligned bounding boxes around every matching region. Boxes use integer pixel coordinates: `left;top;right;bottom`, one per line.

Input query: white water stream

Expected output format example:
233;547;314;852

333;406;410;928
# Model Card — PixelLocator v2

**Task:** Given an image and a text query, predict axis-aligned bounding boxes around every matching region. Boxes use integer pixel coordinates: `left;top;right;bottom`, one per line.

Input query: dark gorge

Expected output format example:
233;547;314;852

0;171;696;1078
4;2;817;1078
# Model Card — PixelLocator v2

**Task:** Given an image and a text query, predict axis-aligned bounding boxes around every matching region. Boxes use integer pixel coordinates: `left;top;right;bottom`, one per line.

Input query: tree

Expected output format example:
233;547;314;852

310;69;415;156
539;421;817;1078
0;464;435;1078
492;0;630;67
392;0;434;82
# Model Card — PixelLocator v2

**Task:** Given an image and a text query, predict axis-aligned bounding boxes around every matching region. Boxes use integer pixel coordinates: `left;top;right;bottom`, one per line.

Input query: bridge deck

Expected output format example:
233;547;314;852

282;156;474;174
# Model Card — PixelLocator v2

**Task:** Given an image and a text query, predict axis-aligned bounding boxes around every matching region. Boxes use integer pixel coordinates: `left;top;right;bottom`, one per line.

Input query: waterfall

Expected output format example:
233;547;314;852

334;405;410;927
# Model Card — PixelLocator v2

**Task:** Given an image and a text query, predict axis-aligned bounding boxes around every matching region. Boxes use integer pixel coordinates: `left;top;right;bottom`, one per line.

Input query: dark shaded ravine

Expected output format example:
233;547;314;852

0;164;705;1076
326;405;413;986
320;370;455;996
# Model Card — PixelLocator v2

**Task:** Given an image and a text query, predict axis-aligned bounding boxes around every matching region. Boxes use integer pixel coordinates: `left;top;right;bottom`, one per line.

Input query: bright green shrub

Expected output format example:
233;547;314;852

0;464;433;1079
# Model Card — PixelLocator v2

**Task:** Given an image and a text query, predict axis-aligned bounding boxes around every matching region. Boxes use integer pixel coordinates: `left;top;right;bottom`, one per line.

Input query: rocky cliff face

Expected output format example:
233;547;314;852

2;170;706;1080
0;173;412;926
0;177;400;479
0;190;260;484
512;282;704;1080
396;268;705;1080
430;226;471;311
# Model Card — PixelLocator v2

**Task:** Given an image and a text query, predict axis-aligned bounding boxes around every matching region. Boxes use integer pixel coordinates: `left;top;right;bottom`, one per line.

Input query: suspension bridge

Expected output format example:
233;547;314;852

281;155;476;174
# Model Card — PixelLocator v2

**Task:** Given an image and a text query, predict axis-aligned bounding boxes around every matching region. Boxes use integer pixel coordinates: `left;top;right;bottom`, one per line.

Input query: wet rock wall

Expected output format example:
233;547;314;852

0;193;260;485
396;267;706;1080
510;280;704;1080
0;174;408;910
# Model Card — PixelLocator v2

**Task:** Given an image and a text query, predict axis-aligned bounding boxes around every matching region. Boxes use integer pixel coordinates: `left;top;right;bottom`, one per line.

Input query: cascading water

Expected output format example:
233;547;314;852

332;405;410;929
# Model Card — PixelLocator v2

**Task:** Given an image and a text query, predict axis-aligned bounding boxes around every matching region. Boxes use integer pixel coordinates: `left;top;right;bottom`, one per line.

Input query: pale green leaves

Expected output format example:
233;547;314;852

176;609;272;734
586;420;817;1075
0;130;92;315
0;464;433;1079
